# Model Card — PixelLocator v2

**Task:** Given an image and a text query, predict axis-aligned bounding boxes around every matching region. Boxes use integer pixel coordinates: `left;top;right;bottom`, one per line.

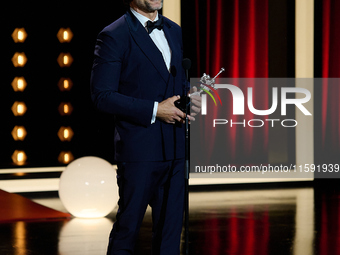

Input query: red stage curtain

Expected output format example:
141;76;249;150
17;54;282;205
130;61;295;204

321;0;340;162
193;0;269;164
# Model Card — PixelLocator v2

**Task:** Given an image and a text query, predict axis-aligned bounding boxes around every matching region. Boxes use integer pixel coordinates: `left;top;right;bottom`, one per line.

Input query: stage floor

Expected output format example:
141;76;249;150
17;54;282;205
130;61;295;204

0;181;339;255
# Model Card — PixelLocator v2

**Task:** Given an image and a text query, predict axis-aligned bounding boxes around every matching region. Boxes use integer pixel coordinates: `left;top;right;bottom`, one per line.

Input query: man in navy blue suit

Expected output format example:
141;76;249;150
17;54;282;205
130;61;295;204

90;0;194;254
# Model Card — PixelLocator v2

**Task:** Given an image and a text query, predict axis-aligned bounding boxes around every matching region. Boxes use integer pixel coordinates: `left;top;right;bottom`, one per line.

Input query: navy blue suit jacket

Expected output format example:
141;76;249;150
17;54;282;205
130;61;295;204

91;11;187;162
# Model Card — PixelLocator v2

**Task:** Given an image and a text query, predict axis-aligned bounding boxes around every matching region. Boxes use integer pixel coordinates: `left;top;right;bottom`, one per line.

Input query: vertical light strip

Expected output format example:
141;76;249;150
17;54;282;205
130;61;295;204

295;0;314;177
293;188;315;255
163;0;181;26
294;0;314;254
296;0;314;78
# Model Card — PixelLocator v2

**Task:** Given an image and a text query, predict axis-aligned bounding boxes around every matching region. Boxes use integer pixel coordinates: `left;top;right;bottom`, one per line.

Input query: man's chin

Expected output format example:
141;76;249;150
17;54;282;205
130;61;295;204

147;0;163;11
149;5;162;11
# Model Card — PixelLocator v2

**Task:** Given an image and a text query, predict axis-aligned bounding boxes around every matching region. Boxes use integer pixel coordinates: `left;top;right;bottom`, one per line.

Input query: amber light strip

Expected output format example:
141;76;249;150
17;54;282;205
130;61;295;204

295;0;314;178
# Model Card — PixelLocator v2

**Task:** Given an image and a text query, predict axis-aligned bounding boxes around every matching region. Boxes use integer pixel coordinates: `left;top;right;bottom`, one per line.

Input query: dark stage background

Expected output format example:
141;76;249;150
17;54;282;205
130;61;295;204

2;1;127;167
1;0;339;169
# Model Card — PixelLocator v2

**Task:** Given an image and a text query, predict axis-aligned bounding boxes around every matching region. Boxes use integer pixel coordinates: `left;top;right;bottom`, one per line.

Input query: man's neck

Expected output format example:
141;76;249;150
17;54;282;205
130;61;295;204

130;3;158;21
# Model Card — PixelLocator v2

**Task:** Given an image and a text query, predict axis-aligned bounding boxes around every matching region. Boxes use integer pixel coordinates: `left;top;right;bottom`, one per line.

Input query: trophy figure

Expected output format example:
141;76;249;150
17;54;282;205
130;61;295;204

175;67;225;112
193;67;225;96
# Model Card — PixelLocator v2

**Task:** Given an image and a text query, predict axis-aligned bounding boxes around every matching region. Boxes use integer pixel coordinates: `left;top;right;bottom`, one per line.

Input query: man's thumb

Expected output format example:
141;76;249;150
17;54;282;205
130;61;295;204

172;95;180;102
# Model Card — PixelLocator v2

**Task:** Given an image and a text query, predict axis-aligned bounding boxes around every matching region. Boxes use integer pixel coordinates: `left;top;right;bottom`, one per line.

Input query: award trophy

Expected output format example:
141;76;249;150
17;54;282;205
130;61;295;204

175;68;225;112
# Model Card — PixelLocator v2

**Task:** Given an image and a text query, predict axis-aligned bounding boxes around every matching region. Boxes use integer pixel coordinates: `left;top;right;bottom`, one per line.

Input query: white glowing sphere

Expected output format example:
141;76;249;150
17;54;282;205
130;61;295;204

59;156;118;218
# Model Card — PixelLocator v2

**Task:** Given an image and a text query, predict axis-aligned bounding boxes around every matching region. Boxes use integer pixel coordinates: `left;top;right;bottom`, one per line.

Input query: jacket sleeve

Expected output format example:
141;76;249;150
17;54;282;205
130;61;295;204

90;30;154;127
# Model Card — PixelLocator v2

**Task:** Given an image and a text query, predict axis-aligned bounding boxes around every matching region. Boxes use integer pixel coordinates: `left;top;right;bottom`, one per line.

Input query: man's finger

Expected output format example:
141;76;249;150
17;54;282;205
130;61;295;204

173;115;182;122
191;106;200;113
177;109;186;119
171;95;180;103
188;115;195;122
191;95;201;105
191;100;201;109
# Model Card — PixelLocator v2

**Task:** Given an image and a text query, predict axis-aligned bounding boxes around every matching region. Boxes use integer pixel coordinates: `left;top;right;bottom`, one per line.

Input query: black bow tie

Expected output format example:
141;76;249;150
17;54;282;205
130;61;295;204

146;18;164;34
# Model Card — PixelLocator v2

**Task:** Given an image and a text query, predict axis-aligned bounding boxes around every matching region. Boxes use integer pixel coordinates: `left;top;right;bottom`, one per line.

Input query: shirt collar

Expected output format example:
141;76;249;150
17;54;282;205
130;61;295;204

130;7;159;28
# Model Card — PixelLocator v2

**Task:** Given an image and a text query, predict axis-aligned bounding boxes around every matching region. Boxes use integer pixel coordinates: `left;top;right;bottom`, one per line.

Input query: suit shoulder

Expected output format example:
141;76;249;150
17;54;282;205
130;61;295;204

100;15;129;37
94;15;130;59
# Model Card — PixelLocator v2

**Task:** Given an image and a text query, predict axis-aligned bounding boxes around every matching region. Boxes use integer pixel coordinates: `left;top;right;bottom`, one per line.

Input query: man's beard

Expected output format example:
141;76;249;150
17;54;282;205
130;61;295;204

144;0;163;12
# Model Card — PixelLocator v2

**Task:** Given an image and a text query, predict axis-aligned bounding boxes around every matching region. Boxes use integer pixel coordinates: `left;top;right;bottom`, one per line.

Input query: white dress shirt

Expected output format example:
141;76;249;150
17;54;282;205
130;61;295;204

130;8;172;124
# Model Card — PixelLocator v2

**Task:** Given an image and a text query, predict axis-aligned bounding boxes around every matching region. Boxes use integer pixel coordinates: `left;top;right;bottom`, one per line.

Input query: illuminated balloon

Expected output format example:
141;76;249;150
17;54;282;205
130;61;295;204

59;156;118;218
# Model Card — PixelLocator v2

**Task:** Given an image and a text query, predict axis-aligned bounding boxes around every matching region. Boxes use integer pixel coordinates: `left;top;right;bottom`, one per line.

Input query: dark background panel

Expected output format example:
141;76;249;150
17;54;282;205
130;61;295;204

1;1;128;168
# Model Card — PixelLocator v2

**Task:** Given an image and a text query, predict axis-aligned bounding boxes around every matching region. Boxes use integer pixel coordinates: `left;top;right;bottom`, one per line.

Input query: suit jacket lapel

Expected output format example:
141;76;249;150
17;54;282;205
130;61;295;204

162;15;179;69
125;11;170;83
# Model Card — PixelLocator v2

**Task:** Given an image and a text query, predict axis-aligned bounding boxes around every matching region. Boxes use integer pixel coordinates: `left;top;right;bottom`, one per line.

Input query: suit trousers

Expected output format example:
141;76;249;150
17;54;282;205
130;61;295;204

107;159;185;255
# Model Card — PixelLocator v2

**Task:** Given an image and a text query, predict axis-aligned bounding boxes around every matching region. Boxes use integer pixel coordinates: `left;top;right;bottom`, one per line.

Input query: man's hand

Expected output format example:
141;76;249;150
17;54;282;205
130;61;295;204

157;95;186;124
190;86;201;117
